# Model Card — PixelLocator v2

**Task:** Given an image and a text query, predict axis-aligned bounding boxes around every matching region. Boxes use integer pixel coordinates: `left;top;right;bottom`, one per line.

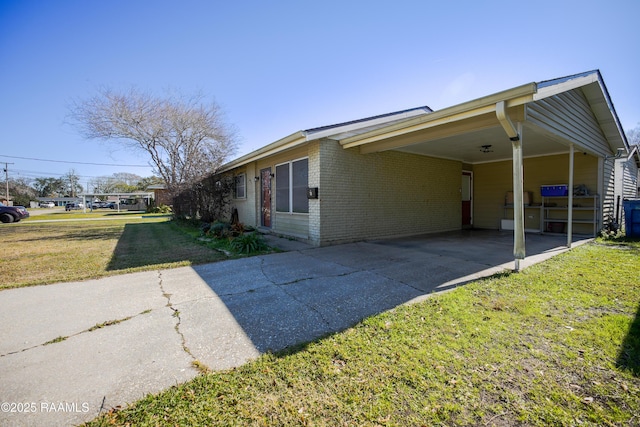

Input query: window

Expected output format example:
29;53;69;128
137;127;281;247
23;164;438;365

234;174;246;199
275;164;289;212
275;158;308;213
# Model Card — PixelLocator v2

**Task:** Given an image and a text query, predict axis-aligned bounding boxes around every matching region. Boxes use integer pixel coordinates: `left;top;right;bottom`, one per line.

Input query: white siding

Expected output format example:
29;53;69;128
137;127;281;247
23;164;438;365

273;213;309;238
602;157;616;225
527;89;610;156
622;158;639;198
231;163;257;226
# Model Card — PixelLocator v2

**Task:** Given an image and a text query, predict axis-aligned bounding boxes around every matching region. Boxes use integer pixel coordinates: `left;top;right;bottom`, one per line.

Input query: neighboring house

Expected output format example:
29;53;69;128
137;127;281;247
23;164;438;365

148;184;172;206
35;197;81;207
615;145;640;227
219;70;631;261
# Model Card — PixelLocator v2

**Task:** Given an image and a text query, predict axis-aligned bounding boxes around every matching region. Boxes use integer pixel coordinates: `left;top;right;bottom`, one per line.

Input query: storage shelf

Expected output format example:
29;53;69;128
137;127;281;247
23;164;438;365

542;195;599;237
542;219;596;224
502;195;599;236
544;207;595;211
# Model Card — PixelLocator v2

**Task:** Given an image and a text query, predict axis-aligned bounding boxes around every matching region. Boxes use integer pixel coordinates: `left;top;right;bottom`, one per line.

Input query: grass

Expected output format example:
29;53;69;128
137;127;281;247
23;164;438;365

25;207;153;221
0;213;229;289
86;240;640;426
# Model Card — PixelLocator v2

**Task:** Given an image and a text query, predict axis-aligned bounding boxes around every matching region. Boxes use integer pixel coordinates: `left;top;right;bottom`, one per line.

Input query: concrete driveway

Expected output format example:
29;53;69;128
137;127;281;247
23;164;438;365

0;231;590;426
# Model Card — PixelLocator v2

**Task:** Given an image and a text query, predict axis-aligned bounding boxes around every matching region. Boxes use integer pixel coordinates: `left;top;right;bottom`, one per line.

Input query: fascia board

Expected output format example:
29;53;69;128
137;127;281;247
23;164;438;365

340;83;536;148
533;73;600;101
305;108;429;141
218;131;307;172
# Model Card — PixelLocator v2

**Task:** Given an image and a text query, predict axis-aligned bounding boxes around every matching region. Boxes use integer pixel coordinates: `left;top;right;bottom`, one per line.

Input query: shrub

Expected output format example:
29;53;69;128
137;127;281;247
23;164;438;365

229;233;268;254
231;222;245;236
600;215;624;240
200;222;212;236
209;221;231;238
147;204;172;214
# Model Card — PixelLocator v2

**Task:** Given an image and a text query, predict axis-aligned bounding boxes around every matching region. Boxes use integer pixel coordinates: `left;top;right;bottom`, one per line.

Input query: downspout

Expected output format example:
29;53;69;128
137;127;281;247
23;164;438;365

496;101;525;271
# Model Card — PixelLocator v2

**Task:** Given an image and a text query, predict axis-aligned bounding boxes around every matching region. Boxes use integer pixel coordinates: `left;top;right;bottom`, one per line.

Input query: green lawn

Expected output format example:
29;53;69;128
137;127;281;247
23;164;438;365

87;240;640;426
1;214;227;289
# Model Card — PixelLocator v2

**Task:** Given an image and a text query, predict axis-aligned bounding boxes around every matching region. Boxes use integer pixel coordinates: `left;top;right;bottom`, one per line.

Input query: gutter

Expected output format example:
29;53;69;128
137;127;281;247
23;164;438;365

218;131;307;172
340;83;536;149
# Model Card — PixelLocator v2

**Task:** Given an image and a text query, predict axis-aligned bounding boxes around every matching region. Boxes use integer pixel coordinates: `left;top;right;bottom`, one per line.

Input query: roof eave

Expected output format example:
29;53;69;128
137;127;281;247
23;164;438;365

340;83;537;148
218;131;307;172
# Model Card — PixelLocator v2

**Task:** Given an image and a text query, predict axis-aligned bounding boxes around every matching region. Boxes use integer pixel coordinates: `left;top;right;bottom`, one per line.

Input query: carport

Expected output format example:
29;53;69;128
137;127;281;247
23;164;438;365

336;70;628;270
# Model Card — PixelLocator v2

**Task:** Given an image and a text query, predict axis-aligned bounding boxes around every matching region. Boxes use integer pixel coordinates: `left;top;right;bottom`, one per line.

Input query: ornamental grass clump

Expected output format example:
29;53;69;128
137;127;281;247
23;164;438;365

228;232;268;254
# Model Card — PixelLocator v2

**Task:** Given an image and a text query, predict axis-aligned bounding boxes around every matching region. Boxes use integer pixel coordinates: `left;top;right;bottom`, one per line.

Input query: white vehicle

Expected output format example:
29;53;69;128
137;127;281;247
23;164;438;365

39;201;55;208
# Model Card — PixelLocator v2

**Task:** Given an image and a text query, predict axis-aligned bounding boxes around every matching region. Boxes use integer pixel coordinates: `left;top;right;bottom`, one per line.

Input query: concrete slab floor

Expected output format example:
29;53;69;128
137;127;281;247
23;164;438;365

0;230;592;426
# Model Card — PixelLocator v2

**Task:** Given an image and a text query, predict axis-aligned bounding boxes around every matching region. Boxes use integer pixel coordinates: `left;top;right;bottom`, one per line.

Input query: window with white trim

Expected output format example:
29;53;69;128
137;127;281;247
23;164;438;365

234;174;246;199
275;158;308;213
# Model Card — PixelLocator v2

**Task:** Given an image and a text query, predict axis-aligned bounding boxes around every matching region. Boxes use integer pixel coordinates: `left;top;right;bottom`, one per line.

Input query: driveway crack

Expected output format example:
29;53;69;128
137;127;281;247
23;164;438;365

0;310;153;357
157;271;211;373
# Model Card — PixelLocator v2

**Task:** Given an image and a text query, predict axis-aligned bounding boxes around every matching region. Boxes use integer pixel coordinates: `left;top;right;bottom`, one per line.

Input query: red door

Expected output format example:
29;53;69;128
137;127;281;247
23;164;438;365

462;171;472;227
261;168;272;227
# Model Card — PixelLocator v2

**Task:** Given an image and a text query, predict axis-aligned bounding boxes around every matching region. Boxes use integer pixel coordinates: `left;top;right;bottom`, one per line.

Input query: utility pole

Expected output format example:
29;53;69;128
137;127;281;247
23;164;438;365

3;162;14;204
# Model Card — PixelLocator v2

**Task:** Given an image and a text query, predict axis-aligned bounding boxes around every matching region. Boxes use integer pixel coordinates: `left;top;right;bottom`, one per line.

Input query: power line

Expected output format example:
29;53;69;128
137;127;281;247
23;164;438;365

14;169;150;181
0;154;152;167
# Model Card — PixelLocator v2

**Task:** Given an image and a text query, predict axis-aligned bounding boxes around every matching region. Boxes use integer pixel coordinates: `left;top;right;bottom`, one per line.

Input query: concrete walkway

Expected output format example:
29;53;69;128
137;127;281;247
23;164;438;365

0;231;591;426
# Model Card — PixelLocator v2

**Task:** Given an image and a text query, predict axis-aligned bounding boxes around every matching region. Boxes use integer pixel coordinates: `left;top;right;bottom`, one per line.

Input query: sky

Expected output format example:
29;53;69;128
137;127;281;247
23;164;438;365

1;0;639;188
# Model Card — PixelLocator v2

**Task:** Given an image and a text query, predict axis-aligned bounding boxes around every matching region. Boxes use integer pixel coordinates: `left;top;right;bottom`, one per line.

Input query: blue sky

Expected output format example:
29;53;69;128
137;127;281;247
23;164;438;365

1;0;638;185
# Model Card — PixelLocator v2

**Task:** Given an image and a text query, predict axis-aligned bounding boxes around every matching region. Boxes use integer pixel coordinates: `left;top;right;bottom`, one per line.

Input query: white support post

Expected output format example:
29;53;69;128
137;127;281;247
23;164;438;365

512;122;526;269
567;144;574;248
496;102;526;272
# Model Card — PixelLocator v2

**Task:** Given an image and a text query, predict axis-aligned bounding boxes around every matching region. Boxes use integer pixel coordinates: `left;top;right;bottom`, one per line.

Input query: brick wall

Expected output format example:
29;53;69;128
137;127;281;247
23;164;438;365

315;139;461;245
154;189;172;207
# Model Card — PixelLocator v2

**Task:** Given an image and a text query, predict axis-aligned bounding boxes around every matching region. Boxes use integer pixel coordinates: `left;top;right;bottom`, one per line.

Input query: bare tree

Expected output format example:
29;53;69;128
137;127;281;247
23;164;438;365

62;169;82;197
112;172;143;186
627;123;640;147
69;88;237;197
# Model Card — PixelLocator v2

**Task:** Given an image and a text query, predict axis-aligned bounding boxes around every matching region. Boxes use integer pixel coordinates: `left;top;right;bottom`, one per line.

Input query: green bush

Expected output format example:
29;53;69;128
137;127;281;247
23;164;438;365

147;204;172;214
209;221;231;238
229;233;268;254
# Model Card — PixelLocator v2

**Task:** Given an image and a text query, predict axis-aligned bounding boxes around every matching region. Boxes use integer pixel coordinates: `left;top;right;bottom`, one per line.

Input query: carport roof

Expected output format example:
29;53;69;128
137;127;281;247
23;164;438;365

219;70;628;171
338;70;628;163
219;105;432;171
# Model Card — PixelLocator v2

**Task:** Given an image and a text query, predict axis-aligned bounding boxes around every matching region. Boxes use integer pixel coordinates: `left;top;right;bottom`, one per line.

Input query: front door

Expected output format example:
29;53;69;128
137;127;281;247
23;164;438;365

462;171;472;227
260;168;272;227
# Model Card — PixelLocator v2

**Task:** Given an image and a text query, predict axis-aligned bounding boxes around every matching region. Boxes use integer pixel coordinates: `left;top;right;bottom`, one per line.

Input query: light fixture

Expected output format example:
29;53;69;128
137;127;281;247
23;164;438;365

254;176;260;182
480;144;493;153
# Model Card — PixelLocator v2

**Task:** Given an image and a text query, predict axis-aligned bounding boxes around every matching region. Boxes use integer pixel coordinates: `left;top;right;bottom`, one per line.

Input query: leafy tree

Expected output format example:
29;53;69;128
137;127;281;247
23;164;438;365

8;177;36;206
136;175;164;191
69;88;237;198
33;177;65;197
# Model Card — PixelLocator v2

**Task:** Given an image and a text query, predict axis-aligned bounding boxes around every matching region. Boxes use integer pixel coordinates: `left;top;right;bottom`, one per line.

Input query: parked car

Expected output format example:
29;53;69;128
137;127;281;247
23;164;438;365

39;201;55;208
65;202;84;211
0;204;30;223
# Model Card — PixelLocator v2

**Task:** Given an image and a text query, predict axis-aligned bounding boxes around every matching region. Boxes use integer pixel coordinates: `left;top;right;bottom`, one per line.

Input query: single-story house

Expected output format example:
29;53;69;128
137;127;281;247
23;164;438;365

219;70;635;268
148;184;172;206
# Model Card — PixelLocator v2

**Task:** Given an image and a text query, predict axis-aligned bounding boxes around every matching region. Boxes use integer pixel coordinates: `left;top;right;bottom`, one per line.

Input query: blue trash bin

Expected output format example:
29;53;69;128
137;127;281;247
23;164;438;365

622;199;640;238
